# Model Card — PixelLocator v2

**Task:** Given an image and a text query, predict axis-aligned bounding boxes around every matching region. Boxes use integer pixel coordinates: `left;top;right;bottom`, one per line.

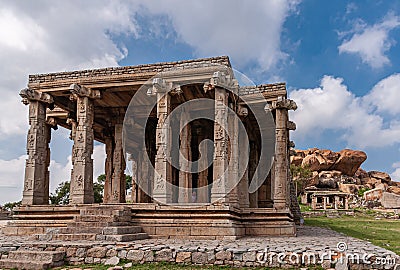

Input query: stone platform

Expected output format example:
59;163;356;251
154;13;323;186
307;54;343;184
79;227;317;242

0;226;398;269
2;204;295;240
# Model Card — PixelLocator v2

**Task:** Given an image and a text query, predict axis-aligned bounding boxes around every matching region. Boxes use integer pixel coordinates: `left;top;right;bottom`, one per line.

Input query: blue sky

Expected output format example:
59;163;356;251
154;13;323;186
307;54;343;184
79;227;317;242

0;0;399;204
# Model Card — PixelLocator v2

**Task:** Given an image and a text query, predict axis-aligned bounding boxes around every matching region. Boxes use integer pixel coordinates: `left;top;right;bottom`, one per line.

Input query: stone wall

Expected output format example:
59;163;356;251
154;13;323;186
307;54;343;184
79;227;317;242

382;192;400;209
239;83;286;96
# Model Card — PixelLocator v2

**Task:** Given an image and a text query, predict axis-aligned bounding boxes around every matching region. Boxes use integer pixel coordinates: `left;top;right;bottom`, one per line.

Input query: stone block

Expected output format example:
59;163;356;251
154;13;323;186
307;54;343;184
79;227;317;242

117;250;127;259
126;250;144;261
143;250;154;262
155;249;173;262
105;256;120;266
155;226;191;236
215;251;231;261
176;252;191;263
87;247;107;258
243;251;256;262
191;252;208;264
75;248;86;258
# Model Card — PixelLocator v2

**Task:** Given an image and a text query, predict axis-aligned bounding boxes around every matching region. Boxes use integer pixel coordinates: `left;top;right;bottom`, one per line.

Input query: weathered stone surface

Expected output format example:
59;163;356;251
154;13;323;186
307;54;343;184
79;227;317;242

388;186;400;195
191;252;208;264
242;251;256;262
338;183;358;194
104;256;120;266
381;192;400;209
215;250;231;261
126;250;144;261
368;171;391;183
87;247;107;258
155;249;173;262
143;250;154;262
75;248;86;258
332;149;367;176
176;252;191;263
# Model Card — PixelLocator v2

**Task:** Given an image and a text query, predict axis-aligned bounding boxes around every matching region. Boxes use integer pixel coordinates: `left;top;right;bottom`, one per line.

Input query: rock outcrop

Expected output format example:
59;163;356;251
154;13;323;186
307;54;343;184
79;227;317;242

291;148;400;200
295;148;366;176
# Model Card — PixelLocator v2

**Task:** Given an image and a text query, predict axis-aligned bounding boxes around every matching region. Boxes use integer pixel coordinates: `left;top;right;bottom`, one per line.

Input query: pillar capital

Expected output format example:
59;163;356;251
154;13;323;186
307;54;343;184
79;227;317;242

20;88;54;105
271;97;297;111
69;84;101;100
204;71;239;93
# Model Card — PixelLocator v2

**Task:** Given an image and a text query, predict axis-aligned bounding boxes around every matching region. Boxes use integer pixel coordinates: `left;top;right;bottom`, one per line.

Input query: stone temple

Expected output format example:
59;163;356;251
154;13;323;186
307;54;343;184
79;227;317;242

5;56;300;240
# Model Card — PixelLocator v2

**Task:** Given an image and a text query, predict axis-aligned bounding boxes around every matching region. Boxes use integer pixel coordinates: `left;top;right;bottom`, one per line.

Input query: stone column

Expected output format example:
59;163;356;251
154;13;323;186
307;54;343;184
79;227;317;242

249;142;258;208
130;155;138;203
69;84;100;204
345;196;349;210
103;136;113;203
210;87;229;203
153;80;172;204
178;111;192;203
272;97;297;210
227;107;239;206
323;196;327;210
138;145;151;203
334;196;339;210
197;132;209;203
311;196;317;210
238;121;249;208
110;123;126;203
20;89;54;205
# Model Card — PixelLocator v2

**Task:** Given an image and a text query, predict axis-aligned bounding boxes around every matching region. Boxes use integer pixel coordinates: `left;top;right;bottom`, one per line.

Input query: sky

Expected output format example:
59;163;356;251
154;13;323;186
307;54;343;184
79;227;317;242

0;0;399;204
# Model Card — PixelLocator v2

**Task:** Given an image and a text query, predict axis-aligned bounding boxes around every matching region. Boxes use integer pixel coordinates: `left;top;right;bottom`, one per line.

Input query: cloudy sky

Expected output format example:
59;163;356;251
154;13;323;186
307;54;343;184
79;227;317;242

0;0;399;204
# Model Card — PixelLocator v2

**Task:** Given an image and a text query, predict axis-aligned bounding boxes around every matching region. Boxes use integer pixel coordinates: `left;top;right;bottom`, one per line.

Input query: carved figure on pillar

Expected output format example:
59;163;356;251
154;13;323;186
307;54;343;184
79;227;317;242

69;84;100;204
20;89;54;205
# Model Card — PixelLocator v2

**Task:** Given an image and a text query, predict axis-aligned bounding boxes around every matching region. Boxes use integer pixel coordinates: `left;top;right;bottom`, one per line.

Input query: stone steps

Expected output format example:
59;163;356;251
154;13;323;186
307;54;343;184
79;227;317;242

102;226;142;235
0;250;65;270
104;232;148;242
36;206;150;242
51;233;97;241
75;215;131;223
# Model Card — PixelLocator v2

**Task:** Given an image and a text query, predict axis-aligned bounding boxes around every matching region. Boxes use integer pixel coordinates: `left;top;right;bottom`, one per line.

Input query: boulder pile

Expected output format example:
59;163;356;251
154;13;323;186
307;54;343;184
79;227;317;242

291;148;400;196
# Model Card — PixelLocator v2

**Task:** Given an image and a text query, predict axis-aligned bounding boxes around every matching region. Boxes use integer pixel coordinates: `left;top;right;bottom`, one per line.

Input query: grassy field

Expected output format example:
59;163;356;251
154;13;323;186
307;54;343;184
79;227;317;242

305;214;400;255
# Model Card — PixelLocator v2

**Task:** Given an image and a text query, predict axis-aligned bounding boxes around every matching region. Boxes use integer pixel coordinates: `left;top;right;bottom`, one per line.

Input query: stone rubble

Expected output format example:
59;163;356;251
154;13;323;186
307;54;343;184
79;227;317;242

0;226;398;269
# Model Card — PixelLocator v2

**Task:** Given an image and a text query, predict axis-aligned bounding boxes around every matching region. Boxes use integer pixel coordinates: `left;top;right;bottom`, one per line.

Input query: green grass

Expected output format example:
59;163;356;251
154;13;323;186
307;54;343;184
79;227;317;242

305;215;400;255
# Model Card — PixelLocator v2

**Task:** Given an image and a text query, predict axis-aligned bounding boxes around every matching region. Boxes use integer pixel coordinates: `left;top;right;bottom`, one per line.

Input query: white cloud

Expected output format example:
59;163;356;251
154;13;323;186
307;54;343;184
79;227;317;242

392;162;400;181
364;73;400;115
338;13;400;68
141;0;299;72
289;74;400;148
0;1;140;137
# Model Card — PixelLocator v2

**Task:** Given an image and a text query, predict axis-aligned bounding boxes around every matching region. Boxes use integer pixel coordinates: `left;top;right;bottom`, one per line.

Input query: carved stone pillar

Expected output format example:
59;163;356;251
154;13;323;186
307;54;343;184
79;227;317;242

197;130;209;203
211;87;229;203
69;84;100;204
138;145;151;203
178;111;192;203
153;82;172;204
227;107;239;206
238;125;249;208
130;156;138;203
20;89;54;205
249;142;258;208
272;97;297;210
103;136;113;203
110;123;126;203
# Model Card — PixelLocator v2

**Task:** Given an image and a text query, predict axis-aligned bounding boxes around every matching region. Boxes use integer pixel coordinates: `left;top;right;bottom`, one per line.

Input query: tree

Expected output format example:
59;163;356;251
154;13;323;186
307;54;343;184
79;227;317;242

2;201;21;211
49;181;70;205
50;175;105;205
290;164;313;195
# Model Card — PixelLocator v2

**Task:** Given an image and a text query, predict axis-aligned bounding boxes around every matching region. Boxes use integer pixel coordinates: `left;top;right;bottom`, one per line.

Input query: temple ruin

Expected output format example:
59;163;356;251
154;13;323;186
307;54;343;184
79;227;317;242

7;56;299;240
